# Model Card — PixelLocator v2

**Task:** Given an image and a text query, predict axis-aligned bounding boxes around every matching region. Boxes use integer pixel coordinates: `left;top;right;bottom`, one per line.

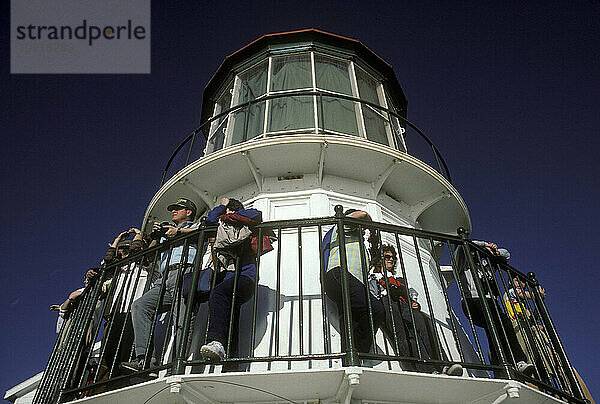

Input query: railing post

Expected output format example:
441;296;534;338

334;204;359;366
528;272;585;400
174;229;206;374
457;228;513;378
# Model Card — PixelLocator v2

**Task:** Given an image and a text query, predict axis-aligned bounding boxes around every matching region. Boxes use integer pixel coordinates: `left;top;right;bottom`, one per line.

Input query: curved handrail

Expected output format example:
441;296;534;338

160;90;452;185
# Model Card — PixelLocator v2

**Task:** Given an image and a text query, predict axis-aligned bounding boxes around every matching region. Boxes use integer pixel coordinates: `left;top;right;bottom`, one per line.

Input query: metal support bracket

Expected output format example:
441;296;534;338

334;368;362;404
408;190;451;221
178;177;216;209
371;159;397;196
318;141;328;186
166;376;218;404
242;150;263;192
167;375;182;394
490;381;521;404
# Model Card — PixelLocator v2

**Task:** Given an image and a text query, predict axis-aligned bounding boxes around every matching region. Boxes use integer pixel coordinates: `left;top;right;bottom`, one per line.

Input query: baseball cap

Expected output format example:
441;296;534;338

167;198;197;218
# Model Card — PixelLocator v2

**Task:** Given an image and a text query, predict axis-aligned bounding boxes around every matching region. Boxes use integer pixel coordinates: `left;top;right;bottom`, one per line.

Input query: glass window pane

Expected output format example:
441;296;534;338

356;66;389;145
235;60;268;105
206;82;233;153
271;54;312;92
269;95;314;132
230;101;265;145
229;60;268;144
356;66;380;104
319;96;359;136
363;107;388;145
315;55;352;95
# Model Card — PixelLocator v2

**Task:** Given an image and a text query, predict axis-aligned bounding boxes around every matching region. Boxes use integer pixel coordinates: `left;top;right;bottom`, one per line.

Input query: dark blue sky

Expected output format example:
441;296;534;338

2;0;599;400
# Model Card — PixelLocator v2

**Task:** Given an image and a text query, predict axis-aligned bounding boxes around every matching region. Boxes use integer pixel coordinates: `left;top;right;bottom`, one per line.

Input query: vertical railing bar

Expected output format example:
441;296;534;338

91;262;132;383
528;272;585;400
75;270;111;389
250;226;264;357
411;235;444;364
394;232;421;360
54;279;95;398
164;238;191;367
203;231;221;349
317;224;332;356
297;226;304;356
428;237;466;363
142;244;174;369
225;256;241;359
357;224;376;360
474;249;518;368
65;273;106;394
429;237;465;363
275;227;282;357
377;229;399;367
244;103;250;142
126;247;161;364
519;279;568;392
184;131;197;167
497;267;543;381
175;230;205;374
446;239;486;364
107;256;146;380
431;144;443;177
335;208;358;366
460;237;511;376
319;92;325;134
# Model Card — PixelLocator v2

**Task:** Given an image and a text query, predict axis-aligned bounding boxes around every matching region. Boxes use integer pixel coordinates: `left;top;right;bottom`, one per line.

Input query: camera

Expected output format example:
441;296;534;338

150;221;172;240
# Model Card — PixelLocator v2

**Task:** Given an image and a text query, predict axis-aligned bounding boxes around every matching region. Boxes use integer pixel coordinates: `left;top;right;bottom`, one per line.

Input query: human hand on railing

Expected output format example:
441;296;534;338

85;269;98;280
163;225;178;238
538;286;547;298
484;242;499;255
69;289;83;301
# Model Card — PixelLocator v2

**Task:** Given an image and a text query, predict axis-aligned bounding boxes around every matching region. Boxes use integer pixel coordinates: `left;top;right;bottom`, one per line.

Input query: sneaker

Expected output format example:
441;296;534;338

200;341;225;361
517;361;535;376
120;357;144;372
442;364;463;376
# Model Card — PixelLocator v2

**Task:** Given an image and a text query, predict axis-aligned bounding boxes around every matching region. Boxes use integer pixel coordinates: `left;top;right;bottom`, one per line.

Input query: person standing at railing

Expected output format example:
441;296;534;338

50;269;98;338
369;244;463;376
455;240;534;377
99;228;148;378
121;198;199;372
322;208;385;356
199;198;262;363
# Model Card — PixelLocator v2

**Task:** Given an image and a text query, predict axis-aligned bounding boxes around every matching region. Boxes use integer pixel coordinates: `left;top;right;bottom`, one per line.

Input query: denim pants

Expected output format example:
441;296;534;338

206;274;254;356
324;267;385;354
131;270;181;358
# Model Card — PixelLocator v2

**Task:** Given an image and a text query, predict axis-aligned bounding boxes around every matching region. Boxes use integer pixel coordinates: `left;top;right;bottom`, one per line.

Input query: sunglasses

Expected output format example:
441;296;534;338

383;254;396;261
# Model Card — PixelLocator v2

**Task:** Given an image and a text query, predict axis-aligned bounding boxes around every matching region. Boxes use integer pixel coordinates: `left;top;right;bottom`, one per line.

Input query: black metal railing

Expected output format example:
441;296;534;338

159;90;452;186
35;208;586;404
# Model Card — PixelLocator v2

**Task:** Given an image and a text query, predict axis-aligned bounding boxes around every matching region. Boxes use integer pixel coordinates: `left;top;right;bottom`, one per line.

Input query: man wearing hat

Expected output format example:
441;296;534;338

121;197;199;372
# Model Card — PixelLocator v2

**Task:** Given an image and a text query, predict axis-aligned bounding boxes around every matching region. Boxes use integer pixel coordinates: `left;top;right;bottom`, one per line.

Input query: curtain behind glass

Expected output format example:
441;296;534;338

231;61;268;145
356;67;389;145
315;55;358;136
269;54;314;132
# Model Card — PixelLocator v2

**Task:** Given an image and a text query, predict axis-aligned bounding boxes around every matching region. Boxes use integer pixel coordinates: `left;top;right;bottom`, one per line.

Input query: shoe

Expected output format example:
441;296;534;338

442;364;463;376
120;357;144;372
517;361;535;376
200;341;225;361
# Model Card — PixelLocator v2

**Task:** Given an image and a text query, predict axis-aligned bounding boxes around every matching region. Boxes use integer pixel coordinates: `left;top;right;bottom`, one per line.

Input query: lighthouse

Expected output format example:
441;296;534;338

11;29;587;404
